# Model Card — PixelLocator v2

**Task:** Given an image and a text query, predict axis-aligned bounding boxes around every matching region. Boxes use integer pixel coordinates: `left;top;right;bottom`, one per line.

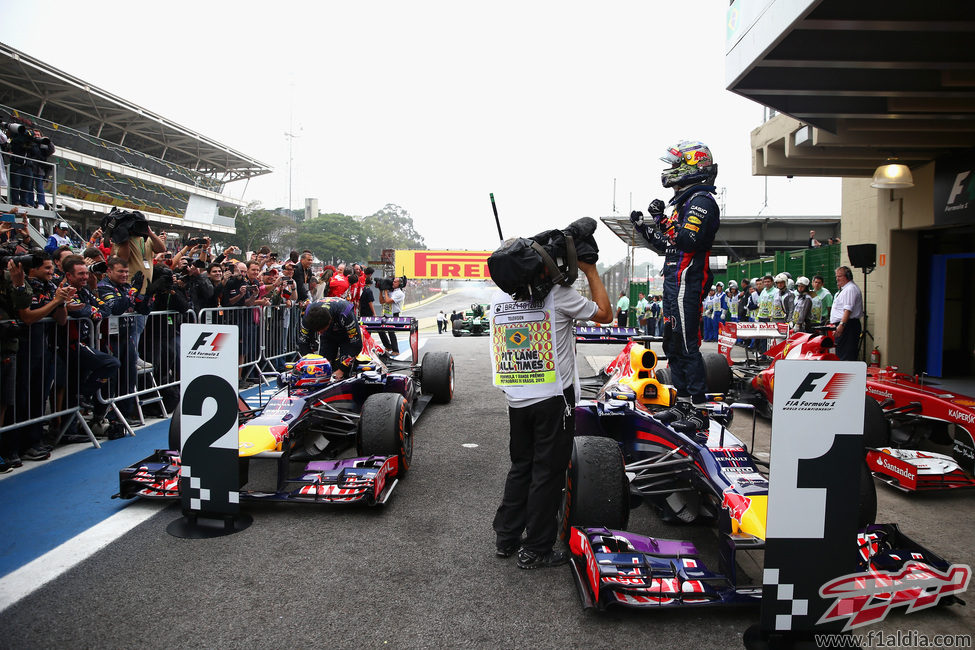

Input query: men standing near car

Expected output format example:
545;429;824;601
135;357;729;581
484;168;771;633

492;259;612;569
615;291;629;328
378;276;404;355
810;274;833;327
630;140;720;433
831;266;863;361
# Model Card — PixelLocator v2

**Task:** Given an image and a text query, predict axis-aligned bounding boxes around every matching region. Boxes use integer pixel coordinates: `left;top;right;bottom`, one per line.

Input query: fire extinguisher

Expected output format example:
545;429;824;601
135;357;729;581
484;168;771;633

870;346;881;367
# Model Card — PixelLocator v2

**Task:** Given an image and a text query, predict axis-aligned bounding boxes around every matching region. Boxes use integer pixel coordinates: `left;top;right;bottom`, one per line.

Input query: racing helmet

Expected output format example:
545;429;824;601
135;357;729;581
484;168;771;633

660;140;718;189
290;354;332;388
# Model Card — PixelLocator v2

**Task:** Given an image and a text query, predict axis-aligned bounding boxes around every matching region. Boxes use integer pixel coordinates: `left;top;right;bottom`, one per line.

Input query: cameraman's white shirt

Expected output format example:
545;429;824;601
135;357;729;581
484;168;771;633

391;288;405;314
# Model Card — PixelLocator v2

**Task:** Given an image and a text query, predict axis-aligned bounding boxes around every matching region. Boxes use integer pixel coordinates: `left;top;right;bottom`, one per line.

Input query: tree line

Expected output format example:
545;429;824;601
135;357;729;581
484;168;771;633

221;202;427;263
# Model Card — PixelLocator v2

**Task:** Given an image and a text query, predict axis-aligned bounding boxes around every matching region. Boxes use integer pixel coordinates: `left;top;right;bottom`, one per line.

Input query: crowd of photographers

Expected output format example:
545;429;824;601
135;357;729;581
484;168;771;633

0;207;412;473
1;117;57;209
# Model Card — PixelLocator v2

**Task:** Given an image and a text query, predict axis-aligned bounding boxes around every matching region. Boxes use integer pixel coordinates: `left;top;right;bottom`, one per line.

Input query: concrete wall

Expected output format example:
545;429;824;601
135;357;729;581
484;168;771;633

839;162;936;370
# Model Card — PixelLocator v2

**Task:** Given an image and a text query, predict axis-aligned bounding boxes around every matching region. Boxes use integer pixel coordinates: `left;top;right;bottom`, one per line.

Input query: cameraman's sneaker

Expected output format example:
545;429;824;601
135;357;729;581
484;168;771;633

0;457;15;474
517;549;568;570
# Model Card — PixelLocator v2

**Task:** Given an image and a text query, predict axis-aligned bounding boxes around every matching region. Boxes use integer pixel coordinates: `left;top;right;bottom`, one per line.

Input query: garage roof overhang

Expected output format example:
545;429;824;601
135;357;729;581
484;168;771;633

726;0;975;177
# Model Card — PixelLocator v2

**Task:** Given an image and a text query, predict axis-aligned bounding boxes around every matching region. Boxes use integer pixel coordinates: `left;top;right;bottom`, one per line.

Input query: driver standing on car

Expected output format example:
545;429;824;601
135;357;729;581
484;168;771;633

297;297;362;380
630;140;720;433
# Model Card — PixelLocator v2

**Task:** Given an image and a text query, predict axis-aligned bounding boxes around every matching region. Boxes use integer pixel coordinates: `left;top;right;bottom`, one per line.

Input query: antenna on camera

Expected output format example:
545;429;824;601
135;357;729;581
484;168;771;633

489;193;504;241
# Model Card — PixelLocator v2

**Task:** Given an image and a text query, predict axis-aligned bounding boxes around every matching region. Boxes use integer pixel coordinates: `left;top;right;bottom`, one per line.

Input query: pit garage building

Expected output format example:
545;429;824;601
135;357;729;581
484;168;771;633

727;0;975;382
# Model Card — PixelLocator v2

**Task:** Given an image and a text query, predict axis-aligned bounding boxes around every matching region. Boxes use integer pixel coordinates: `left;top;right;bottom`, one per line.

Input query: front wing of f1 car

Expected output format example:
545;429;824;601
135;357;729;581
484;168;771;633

116;450;401;505
866;447;975;492
569;524;967;612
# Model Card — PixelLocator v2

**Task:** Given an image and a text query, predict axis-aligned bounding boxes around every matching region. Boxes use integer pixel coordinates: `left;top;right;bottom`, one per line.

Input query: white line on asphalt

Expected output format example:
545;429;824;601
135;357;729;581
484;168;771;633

0;501;167;613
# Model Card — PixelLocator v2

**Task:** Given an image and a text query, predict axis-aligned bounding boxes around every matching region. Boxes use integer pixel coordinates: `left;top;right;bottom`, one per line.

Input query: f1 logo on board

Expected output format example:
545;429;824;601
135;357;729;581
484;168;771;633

783;372;854;412
187;331;228;359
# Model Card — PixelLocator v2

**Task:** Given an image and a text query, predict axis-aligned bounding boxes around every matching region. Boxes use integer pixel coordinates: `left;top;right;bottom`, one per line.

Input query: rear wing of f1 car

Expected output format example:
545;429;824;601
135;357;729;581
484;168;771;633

362;316;420;365
717;322;790;363
575;326;659;344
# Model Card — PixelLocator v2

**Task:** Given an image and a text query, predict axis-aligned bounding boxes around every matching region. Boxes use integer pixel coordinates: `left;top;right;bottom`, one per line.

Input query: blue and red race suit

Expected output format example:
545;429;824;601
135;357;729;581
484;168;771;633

297;298;362;375
633;183;720;404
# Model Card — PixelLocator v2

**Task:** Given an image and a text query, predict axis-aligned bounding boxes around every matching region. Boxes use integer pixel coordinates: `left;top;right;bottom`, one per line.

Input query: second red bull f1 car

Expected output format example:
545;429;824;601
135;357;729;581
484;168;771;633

115;317;454;506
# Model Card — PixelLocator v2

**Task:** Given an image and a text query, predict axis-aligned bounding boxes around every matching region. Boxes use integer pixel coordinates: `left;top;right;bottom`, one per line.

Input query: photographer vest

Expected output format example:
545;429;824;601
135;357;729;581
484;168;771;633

490;290;563;400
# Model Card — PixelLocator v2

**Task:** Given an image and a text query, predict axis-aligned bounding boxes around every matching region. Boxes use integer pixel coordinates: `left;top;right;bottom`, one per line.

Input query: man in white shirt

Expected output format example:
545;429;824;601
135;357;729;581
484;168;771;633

492;261;612;569
378;277;405;354
830;266;863;361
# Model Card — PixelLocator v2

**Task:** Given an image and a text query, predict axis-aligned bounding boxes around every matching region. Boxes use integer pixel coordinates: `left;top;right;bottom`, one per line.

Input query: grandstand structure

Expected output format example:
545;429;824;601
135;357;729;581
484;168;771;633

0;41;271;237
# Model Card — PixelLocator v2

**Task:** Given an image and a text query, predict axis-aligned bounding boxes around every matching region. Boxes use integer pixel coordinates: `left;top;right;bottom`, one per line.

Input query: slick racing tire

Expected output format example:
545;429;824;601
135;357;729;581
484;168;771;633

654;366;672;386
560;436;629;539
420;351;454;403
452;328;461;337
703;351;732;395
862;396;891;449
858;460;877;527
358;393;413;476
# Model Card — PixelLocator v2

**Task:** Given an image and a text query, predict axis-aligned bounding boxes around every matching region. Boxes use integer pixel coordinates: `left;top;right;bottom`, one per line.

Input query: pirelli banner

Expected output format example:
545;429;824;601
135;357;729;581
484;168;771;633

395;250;493;280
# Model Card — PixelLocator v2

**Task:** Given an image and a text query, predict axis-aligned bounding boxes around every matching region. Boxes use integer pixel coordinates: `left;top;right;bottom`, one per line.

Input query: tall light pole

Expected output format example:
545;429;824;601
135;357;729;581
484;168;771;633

285;129;298;221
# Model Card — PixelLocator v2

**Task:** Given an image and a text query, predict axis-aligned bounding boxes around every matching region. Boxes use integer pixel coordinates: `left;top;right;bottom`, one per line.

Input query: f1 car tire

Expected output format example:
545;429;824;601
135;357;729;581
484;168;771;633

863;396;890;449
420;351;454;403
452;329;461;337
560;436;629;538
358;393;413;476
703;351;732;395
654;366;672;386
859;460;877;527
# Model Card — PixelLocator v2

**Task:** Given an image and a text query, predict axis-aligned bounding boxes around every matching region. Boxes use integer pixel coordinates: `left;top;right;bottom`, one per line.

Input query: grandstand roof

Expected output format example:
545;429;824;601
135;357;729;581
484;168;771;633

0;42;271;184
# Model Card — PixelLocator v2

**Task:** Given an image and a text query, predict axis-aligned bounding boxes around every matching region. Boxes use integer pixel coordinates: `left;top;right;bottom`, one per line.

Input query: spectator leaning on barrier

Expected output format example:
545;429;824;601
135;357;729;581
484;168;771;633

97;256;148;427
204;263;224;309
0;256;33;471
17;251;72;461
61;255;121;429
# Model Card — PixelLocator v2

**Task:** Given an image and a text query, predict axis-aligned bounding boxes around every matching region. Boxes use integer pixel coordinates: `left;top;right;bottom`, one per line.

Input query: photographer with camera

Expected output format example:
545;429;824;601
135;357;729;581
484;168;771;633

181;258;214;313
629;140;721;433
487;218;611;570
377;275;405;355
29;135;55;210
0;254;33;471
297;297;362;380
7;123;36;208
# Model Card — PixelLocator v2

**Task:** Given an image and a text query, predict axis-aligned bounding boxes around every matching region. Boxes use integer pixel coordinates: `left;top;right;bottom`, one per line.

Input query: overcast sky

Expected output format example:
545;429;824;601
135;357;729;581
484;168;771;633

2;1;840;264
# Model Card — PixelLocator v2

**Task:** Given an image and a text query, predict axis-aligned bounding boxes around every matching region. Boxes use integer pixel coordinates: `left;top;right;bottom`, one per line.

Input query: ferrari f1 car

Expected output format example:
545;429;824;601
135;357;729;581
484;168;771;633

115;316;454;505
451;303;491;337
715;321;975;492
561;340;965;612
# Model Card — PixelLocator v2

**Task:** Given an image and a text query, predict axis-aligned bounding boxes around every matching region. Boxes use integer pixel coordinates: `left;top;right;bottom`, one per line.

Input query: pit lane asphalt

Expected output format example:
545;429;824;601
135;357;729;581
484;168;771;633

1;335;972;648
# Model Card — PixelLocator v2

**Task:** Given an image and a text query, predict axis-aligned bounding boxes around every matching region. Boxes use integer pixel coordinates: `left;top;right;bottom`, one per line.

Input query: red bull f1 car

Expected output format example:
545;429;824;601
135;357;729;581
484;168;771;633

563;339;962;612
115;317;454;506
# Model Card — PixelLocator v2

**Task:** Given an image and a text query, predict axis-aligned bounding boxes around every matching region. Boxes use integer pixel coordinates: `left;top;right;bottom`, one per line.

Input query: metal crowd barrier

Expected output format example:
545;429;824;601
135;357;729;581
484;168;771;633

2;302;305;453
94;309;196;436
198;305;267;386
262;303;301;373
0;316;98;450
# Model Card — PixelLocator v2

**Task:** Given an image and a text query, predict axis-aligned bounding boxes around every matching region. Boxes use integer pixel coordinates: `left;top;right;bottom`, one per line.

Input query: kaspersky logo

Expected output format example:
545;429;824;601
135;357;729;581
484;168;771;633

187;331;228;358
782;372;854;412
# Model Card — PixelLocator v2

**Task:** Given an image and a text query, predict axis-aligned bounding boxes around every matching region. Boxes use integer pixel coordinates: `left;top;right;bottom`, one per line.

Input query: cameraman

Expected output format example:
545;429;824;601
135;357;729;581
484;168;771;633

378;276;404;355
492;259;612;569
182;259;213;313
629;140;720;433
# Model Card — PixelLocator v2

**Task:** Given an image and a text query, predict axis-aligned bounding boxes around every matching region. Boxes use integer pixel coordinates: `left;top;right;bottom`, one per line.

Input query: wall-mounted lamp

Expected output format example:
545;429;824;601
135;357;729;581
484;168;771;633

870;162;914;189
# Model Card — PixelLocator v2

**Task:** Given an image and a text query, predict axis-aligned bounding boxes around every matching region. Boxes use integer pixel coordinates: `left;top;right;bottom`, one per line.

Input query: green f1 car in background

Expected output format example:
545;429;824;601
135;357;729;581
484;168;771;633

451;303;491;337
